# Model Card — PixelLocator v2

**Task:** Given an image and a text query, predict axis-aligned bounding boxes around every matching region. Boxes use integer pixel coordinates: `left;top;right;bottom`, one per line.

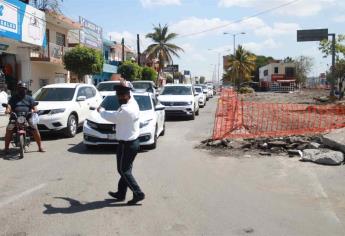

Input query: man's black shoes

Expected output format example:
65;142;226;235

108;191;125;201
127;193;145;205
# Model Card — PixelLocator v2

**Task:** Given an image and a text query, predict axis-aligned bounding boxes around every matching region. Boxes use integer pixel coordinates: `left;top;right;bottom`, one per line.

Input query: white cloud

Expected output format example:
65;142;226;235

255;22;300;37
140;0;181;7
218;0;336;17
243;38;281;53
333;15;345;23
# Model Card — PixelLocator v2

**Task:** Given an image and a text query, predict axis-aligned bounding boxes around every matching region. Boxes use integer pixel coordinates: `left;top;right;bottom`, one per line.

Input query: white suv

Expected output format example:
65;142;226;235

158;84;199;120
34;83;102;137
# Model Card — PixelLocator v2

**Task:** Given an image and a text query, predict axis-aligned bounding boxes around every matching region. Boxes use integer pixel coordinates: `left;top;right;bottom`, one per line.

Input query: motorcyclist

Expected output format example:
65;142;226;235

4;81;45;154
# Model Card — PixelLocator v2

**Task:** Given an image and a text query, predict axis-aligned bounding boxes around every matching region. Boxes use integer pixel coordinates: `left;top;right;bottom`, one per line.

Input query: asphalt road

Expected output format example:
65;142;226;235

0;98;344;236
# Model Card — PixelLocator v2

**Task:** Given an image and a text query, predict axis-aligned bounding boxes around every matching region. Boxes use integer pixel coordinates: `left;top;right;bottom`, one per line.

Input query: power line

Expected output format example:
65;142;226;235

177;0;301;38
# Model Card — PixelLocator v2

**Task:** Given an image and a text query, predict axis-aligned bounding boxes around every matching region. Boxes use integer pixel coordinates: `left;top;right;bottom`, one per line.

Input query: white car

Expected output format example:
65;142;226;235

132;80;158;96
158;84;199;120
200;84;211;100
34;83;103;137
194;86;206;108
83;92;165;149
97;81;134;98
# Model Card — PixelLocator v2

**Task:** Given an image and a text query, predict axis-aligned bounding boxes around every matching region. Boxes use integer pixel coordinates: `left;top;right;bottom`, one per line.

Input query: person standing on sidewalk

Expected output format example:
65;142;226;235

97;84;145;205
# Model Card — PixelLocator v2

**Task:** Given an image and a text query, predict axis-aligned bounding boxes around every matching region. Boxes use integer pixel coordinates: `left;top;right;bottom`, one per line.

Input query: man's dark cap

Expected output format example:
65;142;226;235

114;85;131;95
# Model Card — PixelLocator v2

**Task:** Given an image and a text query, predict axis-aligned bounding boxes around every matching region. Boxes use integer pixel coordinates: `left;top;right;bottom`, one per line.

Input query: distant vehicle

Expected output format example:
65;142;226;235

96;81;134;98
158;84;200;120
206;84;214;97
194;86;206;108
34;83;102;137
83;92;165;149
200;84;212;100
132;80;158;95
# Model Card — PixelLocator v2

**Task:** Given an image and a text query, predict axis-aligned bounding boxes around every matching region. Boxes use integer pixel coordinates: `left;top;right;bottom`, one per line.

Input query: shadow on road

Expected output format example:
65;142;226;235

67;142;150;155
165;116;191;122
43;197;140;214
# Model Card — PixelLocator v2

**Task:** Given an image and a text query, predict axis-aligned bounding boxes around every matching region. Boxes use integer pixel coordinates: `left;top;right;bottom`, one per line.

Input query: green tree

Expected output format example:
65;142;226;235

141;66;158;82
225;45;256;89
166;74;173;83
63;45;104;82
294;56;314;85
319;34;345;60
199;76;206;84
117;61;142;81
32;0;63;12
334;59;345;99
144;24;184;76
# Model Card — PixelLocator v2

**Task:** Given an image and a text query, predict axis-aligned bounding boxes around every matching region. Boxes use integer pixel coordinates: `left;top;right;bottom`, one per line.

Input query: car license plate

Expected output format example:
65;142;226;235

107;134;116;140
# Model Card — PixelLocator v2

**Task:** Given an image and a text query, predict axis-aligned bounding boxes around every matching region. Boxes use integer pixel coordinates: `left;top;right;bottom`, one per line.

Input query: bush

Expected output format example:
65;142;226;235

141;67;158;82
238;86;255;94
118;61;142;81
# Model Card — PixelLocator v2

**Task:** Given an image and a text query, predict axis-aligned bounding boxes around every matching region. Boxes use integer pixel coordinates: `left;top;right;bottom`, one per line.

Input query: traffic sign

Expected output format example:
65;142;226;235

163;65;179;73
297;29;328;42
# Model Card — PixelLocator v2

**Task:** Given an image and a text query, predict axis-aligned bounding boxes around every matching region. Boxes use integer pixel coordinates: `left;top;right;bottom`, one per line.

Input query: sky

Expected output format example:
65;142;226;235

61;0;345;81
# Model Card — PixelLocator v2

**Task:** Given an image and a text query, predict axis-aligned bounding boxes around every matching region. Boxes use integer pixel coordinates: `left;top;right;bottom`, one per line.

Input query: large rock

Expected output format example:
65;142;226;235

301;149;344;165
323;128;345;153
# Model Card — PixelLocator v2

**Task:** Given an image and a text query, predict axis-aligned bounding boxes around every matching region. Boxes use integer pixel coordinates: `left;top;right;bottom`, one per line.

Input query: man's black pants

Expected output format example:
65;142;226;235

116;139;143;197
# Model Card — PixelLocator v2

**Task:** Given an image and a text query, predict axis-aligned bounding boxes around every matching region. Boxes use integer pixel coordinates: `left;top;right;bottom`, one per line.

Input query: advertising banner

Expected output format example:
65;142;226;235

0;0;45;46
79;17;103;50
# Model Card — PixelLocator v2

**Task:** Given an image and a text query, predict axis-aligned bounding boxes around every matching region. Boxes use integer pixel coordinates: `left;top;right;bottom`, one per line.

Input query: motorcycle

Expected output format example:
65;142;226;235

2;103;39;158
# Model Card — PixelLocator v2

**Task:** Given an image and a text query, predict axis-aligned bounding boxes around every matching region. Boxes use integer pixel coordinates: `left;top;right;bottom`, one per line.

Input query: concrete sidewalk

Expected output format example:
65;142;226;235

0;114;8;130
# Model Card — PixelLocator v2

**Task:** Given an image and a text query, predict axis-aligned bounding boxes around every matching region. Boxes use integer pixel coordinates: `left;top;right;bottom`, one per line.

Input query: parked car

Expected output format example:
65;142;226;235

97;81;134;98
206;84;214;98
34;83;103;137
194;85;206;108
83;92;165;149
132;81;158;96
158;84;199;120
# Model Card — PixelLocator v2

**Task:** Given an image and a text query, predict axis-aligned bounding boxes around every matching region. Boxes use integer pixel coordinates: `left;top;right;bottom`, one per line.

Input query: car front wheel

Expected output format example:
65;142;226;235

148;126;158;149
65;114;77;138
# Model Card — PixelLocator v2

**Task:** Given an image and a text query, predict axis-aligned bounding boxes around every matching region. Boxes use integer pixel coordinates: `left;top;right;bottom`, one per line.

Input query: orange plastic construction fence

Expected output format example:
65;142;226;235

213;89;345;140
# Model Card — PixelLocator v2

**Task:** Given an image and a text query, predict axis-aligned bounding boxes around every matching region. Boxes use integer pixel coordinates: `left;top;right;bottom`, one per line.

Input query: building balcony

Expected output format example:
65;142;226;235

30;42;70;64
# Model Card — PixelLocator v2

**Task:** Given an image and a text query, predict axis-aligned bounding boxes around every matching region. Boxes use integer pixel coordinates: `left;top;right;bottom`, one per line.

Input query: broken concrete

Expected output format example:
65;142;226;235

301;149;344;165
322;128;345;153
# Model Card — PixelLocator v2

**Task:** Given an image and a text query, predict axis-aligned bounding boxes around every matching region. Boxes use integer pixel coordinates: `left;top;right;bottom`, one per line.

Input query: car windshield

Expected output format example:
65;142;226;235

34;88;75;101
195;87;202;93
97;83;119;91
101;95;152;111
161;86;192;95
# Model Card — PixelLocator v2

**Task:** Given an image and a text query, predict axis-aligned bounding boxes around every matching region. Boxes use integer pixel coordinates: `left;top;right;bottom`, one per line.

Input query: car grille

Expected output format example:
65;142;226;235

161;101;189;106
84;135;117;143
165;110;188;116
87;120;116;134
37;124;50;130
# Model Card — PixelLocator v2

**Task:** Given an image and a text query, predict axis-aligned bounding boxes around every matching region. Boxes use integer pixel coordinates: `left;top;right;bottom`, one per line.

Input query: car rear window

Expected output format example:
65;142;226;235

97;83;119;91
34;88;75;101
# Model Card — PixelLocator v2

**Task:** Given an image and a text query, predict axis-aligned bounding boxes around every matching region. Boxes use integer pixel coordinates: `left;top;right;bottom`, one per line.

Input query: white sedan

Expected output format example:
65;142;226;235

83;92;165;149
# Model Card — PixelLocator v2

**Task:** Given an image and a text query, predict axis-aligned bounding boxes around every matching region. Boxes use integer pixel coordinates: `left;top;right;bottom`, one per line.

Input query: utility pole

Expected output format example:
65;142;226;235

330;33;336;97
137;34;141;66
121;38;125;62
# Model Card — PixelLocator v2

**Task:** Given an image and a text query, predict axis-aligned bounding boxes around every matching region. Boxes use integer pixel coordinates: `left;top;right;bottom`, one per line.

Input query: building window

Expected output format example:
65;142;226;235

274;67;279;74
104;50;109;61
56;32;66;47
285;67;295;77
264;69;268;76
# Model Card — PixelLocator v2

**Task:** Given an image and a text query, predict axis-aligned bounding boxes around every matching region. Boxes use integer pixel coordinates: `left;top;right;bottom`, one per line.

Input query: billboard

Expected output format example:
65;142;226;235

163;64;179;73
79;17;103;50
297;29;328;42
0;0;45;46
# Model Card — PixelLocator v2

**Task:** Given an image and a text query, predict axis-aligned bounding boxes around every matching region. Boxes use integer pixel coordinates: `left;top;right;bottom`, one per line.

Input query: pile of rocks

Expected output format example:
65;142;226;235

200;131;345;165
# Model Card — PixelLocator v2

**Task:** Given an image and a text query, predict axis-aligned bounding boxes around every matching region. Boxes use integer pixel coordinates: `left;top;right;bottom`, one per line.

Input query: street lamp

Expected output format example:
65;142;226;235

208;49;221;85
223;32;246;55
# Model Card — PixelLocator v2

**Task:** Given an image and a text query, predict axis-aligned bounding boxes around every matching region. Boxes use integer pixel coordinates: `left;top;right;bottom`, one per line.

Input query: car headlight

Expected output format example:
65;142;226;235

140;119;153;128
87;120;98;129
187;101;193;105
50;108;66;115
17;116;26;124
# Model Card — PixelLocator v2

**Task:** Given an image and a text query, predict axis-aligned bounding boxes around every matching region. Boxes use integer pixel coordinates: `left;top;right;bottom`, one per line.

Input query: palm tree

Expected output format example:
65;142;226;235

32;0;63;12
144;24;184;78
225;45;256;89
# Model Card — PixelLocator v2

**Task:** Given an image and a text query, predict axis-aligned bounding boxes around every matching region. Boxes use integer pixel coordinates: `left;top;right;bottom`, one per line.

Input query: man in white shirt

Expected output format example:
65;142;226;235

97;84;145;205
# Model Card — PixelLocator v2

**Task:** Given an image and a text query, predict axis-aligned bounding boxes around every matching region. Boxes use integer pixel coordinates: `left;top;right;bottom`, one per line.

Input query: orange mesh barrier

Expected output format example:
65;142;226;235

213;89;345;140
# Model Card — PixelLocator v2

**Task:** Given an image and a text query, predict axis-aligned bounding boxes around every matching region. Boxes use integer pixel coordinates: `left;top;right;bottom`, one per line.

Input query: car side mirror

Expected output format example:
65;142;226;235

2;103;8;108
89;106;96;111
77;96;86;101
194;93;199;96
34;101;39;106
155;105;165;111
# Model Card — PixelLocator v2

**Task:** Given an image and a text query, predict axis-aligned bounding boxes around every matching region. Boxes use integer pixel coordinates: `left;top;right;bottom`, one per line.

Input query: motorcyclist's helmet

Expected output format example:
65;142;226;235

17;81;28;89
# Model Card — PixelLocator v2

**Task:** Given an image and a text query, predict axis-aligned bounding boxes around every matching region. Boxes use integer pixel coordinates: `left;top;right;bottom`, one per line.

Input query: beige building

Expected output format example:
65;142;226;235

30;11;81;92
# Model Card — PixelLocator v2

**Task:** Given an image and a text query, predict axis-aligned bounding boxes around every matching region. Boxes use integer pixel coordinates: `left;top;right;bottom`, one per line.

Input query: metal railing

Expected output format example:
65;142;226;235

30;42;70;62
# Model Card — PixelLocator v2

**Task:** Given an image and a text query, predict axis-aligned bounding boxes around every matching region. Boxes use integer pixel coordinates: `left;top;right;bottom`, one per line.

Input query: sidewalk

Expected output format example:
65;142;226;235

0;114;8;130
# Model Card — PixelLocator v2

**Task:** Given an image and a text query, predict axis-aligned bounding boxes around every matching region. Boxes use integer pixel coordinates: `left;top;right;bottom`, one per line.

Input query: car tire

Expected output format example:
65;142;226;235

148;126;158;149
196;108;200;116
160;123;165;136
190;110;196;120
65;114;77;138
